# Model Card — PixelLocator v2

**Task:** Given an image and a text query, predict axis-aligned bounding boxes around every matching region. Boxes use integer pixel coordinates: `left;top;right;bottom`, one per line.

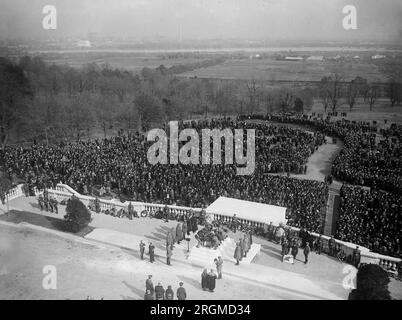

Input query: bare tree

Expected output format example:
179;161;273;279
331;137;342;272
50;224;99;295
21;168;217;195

367;84;379;111
321;74;343;113
246;79;261;115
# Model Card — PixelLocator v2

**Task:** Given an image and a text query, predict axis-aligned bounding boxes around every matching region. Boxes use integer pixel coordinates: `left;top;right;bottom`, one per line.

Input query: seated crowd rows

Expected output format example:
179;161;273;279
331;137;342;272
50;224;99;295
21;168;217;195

1;118;329;233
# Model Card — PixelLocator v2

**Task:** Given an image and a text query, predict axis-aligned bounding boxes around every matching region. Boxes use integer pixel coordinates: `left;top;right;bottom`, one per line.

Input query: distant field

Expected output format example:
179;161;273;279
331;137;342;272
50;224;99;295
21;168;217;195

311;100;402;124
40;52;207;73
180;58;387;82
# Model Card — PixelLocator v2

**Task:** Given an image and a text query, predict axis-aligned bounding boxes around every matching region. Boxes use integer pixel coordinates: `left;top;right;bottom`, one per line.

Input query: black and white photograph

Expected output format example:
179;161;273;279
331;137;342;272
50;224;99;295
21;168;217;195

0;0;401;303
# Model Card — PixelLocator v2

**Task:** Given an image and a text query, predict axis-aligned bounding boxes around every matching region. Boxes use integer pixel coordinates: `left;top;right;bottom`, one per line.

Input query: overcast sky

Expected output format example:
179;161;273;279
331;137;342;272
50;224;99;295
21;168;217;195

0;0;401;42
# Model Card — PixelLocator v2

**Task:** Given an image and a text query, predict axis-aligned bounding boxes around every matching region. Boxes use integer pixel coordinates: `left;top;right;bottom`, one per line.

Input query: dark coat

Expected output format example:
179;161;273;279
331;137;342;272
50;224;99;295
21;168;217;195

234;244;242;260
304;246;310;257
155;285;165;300
207;273;217;290
177;287;187;300
165;288;174;300
176;223;183;240
182;222;188;236
146;279;154;294
201;272;208;289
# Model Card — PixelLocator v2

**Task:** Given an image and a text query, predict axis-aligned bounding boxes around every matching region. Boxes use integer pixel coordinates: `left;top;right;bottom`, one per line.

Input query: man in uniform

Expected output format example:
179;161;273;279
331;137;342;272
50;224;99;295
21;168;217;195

139;240;145;260
155;282;165;300
149;242;155;263
176;282;187;300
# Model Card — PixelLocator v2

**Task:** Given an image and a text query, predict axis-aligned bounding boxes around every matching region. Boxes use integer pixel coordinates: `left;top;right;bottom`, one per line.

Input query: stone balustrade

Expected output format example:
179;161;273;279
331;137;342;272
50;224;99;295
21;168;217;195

6;183;402;269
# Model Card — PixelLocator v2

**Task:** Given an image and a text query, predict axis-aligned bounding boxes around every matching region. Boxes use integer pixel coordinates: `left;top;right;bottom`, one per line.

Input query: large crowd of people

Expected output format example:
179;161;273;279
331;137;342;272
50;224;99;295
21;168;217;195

254;113;402;194
240;113;402;258
336;185;402;257
1;118;329;233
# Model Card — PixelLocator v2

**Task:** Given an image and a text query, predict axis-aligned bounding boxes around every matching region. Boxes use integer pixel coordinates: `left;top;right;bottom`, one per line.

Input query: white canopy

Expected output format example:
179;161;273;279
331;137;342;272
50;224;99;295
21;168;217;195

206;196;287;225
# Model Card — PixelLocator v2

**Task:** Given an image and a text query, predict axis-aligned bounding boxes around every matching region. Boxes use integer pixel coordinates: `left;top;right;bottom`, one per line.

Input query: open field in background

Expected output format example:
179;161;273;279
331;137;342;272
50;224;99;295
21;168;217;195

310;100;402;124
36;51;388;82
180;58;387;82
39;52;207;73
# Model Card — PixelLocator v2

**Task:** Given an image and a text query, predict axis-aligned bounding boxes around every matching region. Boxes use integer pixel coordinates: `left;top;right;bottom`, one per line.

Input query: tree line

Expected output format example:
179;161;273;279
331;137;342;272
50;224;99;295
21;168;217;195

1;55;401;147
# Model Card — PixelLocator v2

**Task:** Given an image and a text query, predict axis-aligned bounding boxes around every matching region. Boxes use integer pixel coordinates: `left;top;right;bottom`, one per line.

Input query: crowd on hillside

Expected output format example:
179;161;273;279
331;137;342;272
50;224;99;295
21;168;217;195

247;113;402;194
0;118;328;233
335;185;402;258
240;113;402;258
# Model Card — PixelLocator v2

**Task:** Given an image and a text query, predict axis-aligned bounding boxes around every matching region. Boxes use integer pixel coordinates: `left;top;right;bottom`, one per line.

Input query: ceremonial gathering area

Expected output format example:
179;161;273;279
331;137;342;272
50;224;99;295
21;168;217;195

1;112;402;300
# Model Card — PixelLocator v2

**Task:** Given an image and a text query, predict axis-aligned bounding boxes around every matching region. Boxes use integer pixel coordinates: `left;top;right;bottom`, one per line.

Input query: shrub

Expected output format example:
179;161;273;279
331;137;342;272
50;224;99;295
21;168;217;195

349;264;391;300
64;196;92;233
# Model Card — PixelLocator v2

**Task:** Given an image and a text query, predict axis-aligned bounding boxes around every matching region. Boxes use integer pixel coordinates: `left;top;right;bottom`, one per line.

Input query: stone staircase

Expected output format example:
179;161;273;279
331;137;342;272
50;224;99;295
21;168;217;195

188;237;261;267
323;185;341;236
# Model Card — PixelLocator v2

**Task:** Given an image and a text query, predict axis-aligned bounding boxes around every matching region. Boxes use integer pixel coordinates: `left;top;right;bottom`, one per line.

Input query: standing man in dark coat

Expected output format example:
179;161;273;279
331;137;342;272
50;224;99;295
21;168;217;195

315;235;322;255
166;245;172;266
145;275;154;295
234;242;242;265
139;240;145;260
149;242;155;263
177;282;187;300
304;243;311;264
352;246;361;267
201;269;208;290
281;237;289;261
328;236;335;256
291;240;299;260
207;269;217;292
186;217;192;236
191;215;198;233
182;221;188;239
176;223;183;244
215;256;223;279
239;238;245;259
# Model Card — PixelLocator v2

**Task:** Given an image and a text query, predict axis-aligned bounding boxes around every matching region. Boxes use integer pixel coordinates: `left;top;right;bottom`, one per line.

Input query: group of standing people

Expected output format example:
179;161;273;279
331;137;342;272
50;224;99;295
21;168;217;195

37;190;58;214
145;275;187;300
233;232;253;265
280;236;311;264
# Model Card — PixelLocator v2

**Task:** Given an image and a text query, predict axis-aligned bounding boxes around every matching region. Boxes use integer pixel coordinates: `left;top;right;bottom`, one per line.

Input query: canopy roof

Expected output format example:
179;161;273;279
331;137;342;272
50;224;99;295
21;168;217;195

206;196;287;225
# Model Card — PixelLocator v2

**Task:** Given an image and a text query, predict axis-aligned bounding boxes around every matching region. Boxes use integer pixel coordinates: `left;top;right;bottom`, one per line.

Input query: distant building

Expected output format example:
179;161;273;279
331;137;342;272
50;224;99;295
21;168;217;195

77;40;92;48
285;56;304;61
371;54;386;60
307;56;323;61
